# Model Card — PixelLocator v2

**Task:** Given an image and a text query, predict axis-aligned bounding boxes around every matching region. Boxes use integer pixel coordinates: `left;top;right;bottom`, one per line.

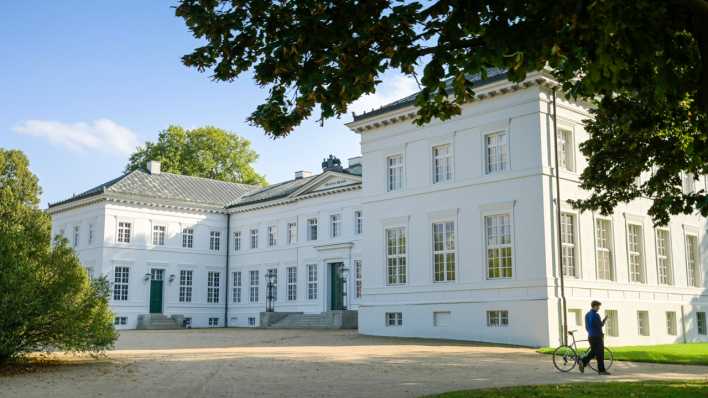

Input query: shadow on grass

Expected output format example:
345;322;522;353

0;354;112;377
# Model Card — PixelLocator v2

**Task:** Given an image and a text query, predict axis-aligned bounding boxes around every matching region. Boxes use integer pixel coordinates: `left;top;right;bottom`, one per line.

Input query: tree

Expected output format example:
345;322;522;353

175;0;708;224
125;125;267;186
0;149;117;363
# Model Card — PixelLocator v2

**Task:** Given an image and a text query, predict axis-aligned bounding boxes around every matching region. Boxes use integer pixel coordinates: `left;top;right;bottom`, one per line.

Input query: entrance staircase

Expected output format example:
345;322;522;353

136;314;184;330
261;310;357;329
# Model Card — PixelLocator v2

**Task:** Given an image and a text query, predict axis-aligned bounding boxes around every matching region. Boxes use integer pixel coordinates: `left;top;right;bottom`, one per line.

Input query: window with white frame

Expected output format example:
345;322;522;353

73;225;80;247
560;213;578;277
307;264;318;300
432;144;453;183
682;172;696;194
432;221;455;282
386;227;407;285
179;270;192;303
152;225;166;246
248;317;256;326
354;211;363;235
330;214;342;238
249;270;259;302
637;310;650;336
268;225;278;247
627;224;645;283
605;309;619;337
114;316;127;326
208;317;219;327
232;271;242;303
656;229;673;285
88;223;94;245
355;260;362;298
387;154;403;192
697;312;707;335
558;128;575;172
233;231;241;251
287;222;297;245
568;309;583;326
686;234;701;287
117;221;131;243
307;218;318;241
182;227;194;248
595;218;614;280
250;228;259;249
267;268;278;301
287;266;297;301
433;311;451;327
207;271;220;303
486;310;509;327
113;266;129;301
485;214;513;279
666;311;677;336
485;131;509;174
209;231;221;251
385;312;403;327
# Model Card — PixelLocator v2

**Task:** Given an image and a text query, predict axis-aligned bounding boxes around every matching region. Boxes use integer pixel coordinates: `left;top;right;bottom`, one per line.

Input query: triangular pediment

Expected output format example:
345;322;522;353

289;172;361;198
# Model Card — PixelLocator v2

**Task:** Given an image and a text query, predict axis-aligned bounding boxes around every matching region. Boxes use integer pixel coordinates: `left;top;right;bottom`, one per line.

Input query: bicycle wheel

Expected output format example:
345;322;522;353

578;346;614;371
552;345;578;372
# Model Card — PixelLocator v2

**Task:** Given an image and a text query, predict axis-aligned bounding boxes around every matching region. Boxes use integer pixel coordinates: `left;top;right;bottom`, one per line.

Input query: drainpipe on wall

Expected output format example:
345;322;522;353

552;87;569;345
225;212;231;328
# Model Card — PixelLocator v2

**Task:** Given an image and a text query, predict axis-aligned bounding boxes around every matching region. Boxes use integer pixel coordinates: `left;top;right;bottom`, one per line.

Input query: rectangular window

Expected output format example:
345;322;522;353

561;213;577;277
73;225;80;247
656;229;673;285
354;211;363;235
432;144;453;183
250;229;258;249
355;260;362;298
386;227;407;285
234;231;241;251
605;309;619;337
232;271;242;303
385;312;403;327
485;214;513;279
287;222;297;245
88;224;94;245
595;219;614;280
207;271;220;303
387;154;403;192
697;312;707;335
568;309;583;326
686;234;701;287
179;270;193;303
433;311;451;327
182;228;194;248
485;132;509;174
113;266;129;301
486;310;509;327
666;311;677;336
558;128;575;172
267;268;278;301
330;214;342;238
117;221;131;243
268;225;277;247
249;270;259;303
627;224;645;283
287;266;297;301
248;317;256;326
152;225;166;246
432;221;456;282
307;264;318;300
682;173;696;194
637;310;650;336
307;218;318;241
209;231;221;251
114;316;127;326
208;317;219;327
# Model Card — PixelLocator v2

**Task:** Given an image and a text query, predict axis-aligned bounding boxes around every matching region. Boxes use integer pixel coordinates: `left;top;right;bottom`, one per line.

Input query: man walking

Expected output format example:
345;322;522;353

579;300;610;375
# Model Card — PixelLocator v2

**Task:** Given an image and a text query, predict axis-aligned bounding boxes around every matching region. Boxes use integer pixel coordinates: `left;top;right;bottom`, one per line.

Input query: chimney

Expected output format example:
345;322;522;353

294;170;312;179
147;160;161;175
347;156;362;168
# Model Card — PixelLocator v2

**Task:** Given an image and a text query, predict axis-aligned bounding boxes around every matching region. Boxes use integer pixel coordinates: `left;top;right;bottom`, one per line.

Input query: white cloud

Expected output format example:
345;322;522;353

349;73;419;116
13;118;139;156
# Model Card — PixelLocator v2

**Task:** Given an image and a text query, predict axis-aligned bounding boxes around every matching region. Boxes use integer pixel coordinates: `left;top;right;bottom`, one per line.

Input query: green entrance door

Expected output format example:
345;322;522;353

149;269;164;314
330;262;345;310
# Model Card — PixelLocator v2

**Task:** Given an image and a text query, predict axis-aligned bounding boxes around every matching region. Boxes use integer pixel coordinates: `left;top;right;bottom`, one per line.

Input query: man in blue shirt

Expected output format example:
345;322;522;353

579;300;610;375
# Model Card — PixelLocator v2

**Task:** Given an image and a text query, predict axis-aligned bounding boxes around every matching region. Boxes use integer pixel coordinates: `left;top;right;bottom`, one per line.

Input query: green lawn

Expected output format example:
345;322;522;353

537;342;708;365
426;380;708;398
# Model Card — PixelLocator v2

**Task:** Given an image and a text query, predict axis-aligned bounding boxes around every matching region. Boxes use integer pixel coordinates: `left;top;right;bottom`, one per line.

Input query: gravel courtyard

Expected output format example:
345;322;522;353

2;329;706;398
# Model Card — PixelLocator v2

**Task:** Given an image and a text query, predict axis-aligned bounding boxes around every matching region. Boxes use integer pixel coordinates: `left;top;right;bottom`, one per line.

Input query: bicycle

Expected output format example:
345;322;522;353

552;330;614;372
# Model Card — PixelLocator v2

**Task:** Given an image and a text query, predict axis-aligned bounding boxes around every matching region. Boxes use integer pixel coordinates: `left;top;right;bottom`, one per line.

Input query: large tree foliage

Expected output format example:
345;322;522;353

0;149;116;363
176;0;708;224
125;125;267;186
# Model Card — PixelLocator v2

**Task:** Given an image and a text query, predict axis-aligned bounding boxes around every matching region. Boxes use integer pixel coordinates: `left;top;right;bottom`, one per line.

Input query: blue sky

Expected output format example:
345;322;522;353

0;1;417;206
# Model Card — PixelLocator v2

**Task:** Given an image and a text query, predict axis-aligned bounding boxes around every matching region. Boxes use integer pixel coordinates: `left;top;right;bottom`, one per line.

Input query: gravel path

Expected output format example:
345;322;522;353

1;329;706;398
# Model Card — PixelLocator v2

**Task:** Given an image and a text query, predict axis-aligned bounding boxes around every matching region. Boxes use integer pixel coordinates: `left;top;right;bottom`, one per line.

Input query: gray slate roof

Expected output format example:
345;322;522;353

352;68;508;122
49;170;257;208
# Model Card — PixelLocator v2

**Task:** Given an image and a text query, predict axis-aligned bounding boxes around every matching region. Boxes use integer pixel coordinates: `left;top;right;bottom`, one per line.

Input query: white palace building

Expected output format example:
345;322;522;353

49;70;708;347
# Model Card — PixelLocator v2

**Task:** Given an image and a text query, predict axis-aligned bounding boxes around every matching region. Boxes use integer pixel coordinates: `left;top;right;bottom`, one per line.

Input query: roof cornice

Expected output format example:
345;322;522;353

228;183;362;214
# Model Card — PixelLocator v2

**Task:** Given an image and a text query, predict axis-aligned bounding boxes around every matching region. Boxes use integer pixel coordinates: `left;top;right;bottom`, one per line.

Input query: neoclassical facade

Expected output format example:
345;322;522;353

49;71;708;346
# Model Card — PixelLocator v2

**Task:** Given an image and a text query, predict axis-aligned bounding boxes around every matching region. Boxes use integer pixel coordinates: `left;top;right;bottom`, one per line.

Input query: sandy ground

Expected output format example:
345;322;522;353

1;329;706;398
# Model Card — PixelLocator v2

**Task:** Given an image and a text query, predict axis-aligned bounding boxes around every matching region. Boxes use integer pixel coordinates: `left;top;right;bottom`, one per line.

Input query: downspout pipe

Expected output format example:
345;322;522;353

225;212;231;328
552;87;569;345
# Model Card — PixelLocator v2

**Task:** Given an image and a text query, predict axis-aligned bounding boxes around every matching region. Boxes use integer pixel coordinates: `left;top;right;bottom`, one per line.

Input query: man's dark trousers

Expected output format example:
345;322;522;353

582;336;606;372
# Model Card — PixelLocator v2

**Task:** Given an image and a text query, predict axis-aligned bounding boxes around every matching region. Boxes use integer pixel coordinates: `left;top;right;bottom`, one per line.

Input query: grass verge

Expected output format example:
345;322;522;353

537;342;708;365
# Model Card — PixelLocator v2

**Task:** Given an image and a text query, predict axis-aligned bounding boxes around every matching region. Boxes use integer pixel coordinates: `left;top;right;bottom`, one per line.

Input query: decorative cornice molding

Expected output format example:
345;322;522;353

229;184;362;214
